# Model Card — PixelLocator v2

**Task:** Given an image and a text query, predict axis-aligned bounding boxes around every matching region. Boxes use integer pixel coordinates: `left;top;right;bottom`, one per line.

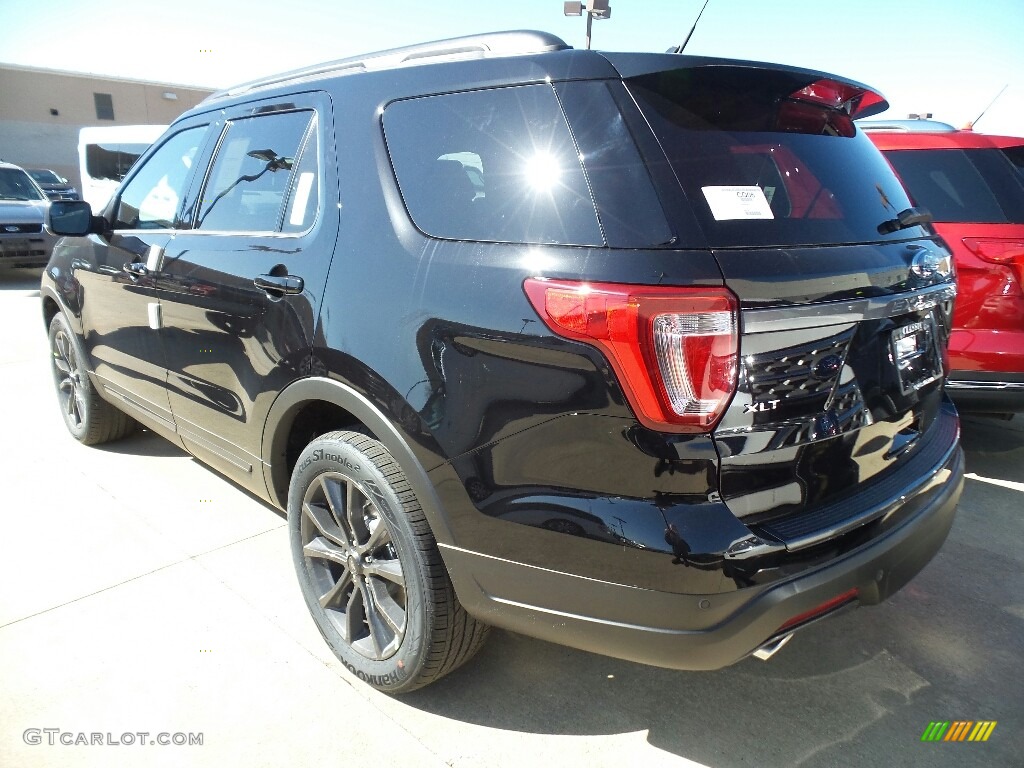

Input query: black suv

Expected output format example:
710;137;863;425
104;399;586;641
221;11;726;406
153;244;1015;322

42;31;963;693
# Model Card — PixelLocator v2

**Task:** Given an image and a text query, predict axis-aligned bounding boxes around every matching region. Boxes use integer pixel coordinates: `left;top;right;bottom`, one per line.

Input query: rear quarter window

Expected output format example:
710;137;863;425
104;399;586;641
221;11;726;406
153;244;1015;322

383;84;603;246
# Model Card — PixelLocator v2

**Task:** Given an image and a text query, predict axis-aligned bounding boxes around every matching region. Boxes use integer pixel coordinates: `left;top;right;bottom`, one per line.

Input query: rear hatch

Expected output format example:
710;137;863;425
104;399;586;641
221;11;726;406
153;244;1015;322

620;61;958;546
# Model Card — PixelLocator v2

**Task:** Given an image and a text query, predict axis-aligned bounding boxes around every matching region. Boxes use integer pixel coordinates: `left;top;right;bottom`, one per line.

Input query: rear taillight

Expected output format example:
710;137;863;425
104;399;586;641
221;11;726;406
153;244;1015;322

523;278;738;432
963;237;1024;294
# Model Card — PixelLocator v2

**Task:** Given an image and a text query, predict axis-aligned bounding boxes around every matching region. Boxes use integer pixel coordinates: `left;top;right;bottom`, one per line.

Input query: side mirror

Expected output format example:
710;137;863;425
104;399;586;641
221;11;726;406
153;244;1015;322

47;200;103;236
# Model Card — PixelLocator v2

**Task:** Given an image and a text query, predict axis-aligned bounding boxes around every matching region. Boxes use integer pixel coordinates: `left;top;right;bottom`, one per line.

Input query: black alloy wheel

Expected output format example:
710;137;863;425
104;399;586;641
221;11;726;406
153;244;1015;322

47;313;136;445
300;470;408;660
288;431;489;693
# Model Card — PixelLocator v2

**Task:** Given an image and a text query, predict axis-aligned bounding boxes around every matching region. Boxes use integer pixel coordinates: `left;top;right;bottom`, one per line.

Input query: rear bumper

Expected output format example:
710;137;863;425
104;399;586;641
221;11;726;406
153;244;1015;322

442;433;963;671
946;371;1024;413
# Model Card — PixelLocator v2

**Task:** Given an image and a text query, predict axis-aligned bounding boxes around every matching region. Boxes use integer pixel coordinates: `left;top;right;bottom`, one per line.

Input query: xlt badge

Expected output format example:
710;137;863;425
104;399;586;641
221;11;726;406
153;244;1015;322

744;399;780;414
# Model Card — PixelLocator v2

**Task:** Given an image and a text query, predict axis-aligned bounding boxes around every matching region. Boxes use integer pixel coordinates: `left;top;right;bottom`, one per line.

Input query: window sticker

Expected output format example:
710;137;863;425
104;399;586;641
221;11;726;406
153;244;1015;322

289;172;315;227
701;185;775;221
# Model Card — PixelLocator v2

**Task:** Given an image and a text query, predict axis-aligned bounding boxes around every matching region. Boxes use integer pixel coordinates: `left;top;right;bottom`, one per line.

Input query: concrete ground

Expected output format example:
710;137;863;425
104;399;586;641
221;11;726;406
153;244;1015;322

1;267;1021;768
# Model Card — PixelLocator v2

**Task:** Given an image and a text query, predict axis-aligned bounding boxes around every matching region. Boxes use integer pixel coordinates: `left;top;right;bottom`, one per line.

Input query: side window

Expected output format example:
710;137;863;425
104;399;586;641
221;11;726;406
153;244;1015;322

196;111;314;233
115;127;206;230
554;81;673;247
384;84;603;246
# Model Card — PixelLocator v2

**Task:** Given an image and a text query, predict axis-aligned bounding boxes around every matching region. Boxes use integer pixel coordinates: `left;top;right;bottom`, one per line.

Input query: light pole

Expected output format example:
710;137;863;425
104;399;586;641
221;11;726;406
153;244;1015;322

563;1;611;50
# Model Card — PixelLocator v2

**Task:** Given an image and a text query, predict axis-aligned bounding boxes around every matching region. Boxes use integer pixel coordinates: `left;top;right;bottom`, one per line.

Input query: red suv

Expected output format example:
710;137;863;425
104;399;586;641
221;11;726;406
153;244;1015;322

864;120;1024;415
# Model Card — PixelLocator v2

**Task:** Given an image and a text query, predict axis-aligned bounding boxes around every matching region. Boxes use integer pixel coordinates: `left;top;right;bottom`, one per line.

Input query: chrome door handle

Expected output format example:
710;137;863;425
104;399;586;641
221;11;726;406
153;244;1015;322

254;274;304;295
123;261;149;278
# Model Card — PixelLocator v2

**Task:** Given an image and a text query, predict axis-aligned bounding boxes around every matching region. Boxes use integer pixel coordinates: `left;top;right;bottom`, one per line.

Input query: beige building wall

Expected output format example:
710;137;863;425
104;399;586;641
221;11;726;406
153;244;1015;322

0;64;214;191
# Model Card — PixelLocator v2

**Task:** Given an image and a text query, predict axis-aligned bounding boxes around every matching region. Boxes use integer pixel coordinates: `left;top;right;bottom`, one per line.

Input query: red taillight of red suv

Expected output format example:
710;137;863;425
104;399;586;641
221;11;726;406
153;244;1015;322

962;237;1024;295
523;278;739;432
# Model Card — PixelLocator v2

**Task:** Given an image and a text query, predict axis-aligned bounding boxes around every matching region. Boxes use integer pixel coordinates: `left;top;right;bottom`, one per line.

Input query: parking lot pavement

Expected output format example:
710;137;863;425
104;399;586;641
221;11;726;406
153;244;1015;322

1;268;1021;768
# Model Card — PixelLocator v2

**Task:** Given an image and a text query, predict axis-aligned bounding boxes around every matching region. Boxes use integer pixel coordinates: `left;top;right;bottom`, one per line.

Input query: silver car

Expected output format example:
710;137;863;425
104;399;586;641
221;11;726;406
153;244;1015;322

0;162;56;270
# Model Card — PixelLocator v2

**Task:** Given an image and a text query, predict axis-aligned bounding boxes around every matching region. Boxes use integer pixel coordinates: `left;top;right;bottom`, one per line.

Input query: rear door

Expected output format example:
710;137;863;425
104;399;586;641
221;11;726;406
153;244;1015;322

624;64;957;542
154;94;338;490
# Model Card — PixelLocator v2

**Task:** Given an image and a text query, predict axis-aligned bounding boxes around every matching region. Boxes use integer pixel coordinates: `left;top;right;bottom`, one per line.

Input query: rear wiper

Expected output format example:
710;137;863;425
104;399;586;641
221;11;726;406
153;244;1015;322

878;207;933;234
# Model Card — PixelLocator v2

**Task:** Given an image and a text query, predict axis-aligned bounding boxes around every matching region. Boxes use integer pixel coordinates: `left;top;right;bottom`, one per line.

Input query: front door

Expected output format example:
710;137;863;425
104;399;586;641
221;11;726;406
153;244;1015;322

155;97;337;491
75;125;210;436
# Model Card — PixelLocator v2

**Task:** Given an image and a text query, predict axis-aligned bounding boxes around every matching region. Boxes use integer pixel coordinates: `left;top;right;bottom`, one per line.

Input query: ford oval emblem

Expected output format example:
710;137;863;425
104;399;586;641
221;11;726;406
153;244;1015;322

910;248;952;280
814;354;843;379
4;225;19;233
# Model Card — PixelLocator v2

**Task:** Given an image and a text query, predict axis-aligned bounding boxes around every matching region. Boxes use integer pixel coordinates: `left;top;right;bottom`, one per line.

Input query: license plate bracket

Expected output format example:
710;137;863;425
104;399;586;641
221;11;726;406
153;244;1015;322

890;316;941;394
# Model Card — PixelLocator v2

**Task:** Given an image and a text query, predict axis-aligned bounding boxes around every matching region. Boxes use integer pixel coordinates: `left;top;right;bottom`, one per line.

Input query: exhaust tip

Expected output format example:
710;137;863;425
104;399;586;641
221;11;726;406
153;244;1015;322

752;632;794;661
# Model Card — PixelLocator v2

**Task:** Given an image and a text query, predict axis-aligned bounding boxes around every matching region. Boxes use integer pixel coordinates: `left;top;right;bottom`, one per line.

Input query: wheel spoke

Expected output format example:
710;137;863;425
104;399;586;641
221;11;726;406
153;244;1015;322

363;557;404;587
58;377;74;393
342;586;364;644
357;517;390;556
317;567;353;610
364;577;403;655
359;581;390;657
303;535;349;566
303;501;351;549
319;475;349;535
346;482;371;544
53;355;71;375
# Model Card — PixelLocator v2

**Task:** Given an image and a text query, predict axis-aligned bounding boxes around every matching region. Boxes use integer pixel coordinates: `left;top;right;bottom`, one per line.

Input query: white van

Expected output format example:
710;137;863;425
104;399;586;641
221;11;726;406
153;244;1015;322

78;125;167;212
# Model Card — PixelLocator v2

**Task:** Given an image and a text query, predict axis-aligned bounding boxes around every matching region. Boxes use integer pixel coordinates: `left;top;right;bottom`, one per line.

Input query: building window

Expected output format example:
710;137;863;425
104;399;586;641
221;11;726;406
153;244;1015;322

94;93;115;120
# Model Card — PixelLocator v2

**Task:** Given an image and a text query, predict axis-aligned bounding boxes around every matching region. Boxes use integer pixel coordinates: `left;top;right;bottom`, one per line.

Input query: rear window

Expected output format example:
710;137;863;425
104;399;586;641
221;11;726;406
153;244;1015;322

883;147;1024;224
85;142;151;182
1002;145;1024;176
626;67;922;248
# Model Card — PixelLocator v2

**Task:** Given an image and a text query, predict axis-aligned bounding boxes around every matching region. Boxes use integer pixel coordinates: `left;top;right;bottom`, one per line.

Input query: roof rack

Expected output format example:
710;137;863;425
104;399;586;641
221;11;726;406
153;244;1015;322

205;30;571;103
857;118;957;133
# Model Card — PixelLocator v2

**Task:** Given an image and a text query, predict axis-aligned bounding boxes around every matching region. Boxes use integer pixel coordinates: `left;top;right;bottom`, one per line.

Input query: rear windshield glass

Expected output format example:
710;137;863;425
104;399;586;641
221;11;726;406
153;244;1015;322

1002;145;1024;176
626;67;922;248
85;142;151;182
883;147;1024;224
28;169;61;184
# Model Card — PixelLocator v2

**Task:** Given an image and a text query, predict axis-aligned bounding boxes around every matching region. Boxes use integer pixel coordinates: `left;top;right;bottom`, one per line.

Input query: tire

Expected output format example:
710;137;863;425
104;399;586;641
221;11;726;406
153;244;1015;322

47;313;137;445
288;430;488;693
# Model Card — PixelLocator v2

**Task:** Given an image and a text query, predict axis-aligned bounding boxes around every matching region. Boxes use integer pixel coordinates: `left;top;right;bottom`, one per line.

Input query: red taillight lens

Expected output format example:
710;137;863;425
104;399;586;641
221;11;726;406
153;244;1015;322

523;278;739;432
963;237;1024;291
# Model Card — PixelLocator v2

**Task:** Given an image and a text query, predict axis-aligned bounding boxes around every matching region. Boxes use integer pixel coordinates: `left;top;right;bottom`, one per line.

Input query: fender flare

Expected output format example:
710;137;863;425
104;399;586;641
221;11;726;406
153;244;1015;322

261;376;454;545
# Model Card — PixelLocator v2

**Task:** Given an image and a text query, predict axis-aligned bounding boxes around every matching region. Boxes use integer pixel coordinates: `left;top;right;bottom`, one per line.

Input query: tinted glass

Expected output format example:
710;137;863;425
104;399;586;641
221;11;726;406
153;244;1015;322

86;142;151;182
197;111;313;232
1002;145;1024;176
0;168;46;201
885;148;1024;224
29;170;62;184
554;81;673;248
384;84;603;246
115;127;206;229
627;68;920;248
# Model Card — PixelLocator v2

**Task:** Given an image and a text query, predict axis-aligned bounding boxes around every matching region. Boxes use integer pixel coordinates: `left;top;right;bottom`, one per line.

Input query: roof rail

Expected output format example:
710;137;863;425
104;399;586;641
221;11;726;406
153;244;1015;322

857;119;957;133
205;30;571;103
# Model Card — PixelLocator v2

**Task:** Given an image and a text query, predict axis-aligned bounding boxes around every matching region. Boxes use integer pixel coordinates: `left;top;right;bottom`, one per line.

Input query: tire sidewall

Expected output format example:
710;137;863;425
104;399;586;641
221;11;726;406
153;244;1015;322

287;434;429;692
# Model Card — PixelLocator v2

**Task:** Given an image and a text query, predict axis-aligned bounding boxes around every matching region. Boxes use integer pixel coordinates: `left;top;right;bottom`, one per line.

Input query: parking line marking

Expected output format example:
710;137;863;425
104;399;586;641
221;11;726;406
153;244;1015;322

964;473;1024;494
